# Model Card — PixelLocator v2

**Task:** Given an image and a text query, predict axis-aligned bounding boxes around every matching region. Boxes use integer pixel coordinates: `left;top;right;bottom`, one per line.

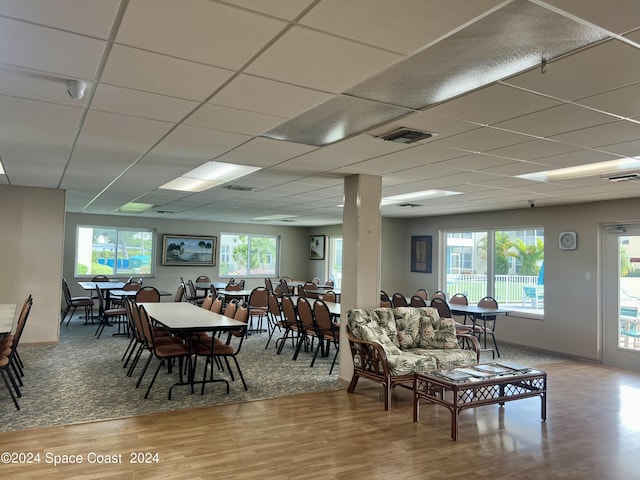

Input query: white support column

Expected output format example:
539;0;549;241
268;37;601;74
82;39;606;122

338;174;382;384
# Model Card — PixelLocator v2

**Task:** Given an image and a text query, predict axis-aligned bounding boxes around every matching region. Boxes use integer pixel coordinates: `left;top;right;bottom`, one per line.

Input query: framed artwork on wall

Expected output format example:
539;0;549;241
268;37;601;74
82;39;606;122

411;235;432;273
309;235;326;260
162;234;217;266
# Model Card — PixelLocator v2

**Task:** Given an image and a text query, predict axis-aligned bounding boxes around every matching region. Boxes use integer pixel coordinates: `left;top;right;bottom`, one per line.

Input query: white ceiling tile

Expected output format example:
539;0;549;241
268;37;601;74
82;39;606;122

533;149;621;168
486;139;581;161
101;45;234;101
504;39;640;101
434;154;515;171
576;82;640;118
0;95;82;127
91;84;199;122
300;0;505;54
117;0;286;70
596;138;640;157
211;74;332;118
0;0;120;39
544;0;640;35
0;17;105;79
214;151;283;169
83;110;173;141
494;104;617;138
163;125;250;153
432;126;533;152
225;0;315;20
235;137;317;158
427;83;562;125
246;26;401;92
550;120;640;149
184;104;286;136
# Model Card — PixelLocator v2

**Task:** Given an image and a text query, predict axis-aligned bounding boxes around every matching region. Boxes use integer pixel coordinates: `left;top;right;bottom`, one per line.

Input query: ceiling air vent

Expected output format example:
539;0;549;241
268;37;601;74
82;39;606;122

601;172;640;182
398;203;421;208
377;128;437;144
224;185;254;191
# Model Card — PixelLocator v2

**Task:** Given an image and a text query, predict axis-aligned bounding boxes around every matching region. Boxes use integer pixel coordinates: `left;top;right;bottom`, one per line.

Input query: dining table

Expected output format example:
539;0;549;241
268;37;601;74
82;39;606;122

448;303;511;351
195;282;227;295
109;289;173;298
78;281;125;309
139;302;246;397
287;296;341;319
0;303;17;335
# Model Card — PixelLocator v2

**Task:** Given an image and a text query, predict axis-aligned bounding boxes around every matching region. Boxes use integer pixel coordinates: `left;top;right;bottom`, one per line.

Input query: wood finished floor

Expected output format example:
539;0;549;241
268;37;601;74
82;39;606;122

2;360;640;479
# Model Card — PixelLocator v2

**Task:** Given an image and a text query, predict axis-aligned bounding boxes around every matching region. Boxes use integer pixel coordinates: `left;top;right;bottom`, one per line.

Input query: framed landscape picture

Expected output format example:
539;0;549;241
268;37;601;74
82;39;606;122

309;235;326;260
162;234;217;266
411;235;432;273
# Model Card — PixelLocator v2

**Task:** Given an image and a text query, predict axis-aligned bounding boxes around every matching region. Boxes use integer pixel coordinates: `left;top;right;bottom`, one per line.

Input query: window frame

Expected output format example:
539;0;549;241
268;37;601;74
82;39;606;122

74;225;156;278
218;232;280;278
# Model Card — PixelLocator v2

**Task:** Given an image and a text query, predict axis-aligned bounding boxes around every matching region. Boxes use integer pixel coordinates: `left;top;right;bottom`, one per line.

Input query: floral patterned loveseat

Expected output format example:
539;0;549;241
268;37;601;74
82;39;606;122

346;306;480;410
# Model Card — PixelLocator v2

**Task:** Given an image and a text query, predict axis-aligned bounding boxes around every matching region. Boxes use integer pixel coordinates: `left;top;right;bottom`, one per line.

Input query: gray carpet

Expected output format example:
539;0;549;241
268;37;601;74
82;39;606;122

0;313;570;432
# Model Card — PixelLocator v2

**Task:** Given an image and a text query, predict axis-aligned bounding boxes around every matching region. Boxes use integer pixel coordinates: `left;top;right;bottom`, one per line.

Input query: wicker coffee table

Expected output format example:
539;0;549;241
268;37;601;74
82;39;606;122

413;363;547;440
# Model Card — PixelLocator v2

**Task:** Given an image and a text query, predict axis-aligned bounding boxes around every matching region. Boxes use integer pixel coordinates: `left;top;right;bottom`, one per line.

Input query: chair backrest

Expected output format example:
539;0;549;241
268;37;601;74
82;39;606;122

430;297;452;318
312;277;321;285
135;286;161;303
431;290;447;301
225;283;242;292
450;293;468;305
392;292;408;307
62;278;72;304
296;297;315;332
123;282;142;291
304;281;317;298
225;278;236;288
210;296;224;313
410;295;427;307
478;296;498;321
297;284;307;298
280;295;298;329
238;279;245;288
124;298;143;343
223;299;238;319
174;283;185;302
187;279;200;298
137;304;157;350
201;293;214;310
92;275;110;282
265;277;274;293
11;295;33;345
380;290;391;302
95;285;107;314
380;299;392;308
249;287;269;308
312;299;336;338
232;303;249;337
279;278;290;294
325;279;334;287
322;291;337;303
196;275;211;283
268;293;281;319
414;288;429;300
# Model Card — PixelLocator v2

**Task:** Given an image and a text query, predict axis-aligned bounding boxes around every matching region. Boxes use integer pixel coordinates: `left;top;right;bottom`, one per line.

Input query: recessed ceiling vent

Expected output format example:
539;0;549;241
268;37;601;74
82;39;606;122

377;128;437;144
601;172;640;182
398;203;421;207
224;185;254;191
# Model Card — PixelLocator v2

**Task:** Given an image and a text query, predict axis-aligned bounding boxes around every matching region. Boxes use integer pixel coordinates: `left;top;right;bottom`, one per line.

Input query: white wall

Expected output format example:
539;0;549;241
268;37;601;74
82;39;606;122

0;185;65;343
63;213;311;298
389;198;640;362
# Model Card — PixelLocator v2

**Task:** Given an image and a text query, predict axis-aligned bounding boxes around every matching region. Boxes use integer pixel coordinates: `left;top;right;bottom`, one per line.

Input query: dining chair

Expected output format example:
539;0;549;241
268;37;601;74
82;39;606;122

392;292;408;307
410;295;427;307
321;291;337;303
264;277;274;293
325;279;334;288
265;292;284;350
276;295;302;355
95;285;127;339
294;297;317;361
311;299;340;374
201;293;215;310
297;284;307;298
449;292;470;325
380;290;391;303
0;353;20;410
135;286;161;303
304;281;318;299
111;281;142;307
414;288;429;301
312;277;321;285
431;290;447;301
0;295;33;391
193;302;250;393
475;296;501;357
186;280;205;305
61;277;94;326
210;296;224;314
137;304;190;399
248;287;269;334
90;275;110;302
174;283;186;302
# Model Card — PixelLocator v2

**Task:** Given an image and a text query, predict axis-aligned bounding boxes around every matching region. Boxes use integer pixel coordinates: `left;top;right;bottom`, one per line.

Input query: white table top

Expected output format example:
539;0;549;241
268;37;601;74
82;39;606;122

78;281;125;290
217;289;253;297
139;302;245;331
0;303;17;334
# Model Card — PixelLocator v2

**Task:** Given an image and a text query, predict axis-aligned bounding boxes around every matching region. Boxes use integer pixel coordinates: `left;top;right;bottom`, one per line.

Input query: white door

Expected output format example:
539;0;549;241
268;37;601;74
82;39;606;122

603;224;640;370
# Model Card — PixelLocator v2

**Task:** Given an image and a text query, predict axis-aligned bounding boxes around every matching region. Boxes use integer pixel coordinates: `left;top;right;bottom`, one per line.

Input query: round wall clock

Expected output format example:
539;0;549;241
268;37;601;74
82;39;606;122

559;231;577;250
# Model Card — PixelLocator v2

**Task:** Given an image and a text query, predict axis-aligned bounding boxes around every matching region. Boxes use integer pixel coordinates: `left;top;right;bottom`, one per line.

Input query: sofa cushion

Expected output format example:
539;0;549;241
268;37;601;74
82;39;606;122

347;308;402;356
386;350;438;375
394;307;421;349
416;309;459;350
406;348;477;369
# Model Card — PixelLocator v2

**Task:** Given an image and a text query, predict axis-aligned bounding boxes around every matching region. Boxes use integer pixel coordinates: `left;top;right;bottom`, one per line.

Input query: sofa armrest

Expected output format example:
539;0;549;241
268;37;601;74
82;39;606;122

456;332;481;363
346;332;391;377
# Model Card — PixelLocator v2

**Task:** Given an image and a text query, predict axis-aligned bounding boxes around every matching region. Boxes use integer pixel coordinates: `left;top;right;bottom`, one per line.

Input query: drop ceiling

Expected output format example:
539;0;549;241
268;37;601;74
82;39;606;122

0;0;639;226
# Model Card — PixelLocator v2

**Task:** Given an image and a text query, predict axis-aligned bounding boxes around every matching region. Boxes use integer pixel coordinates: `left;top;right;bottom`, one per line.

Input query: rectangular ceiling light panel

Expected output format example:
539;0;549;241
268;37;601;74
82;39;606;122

347;0;609;110
262;94;412;146
160;161;261;192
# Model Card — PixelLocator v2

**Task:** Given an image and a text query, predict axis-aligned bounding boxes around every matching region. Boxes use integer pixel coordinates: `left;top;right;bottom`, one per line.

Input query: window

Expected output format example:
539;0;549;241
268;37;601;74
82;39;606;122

444;228;544;314
219;233;278;277
328;237;343;288
75;226;155;277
